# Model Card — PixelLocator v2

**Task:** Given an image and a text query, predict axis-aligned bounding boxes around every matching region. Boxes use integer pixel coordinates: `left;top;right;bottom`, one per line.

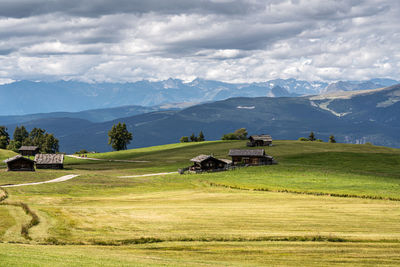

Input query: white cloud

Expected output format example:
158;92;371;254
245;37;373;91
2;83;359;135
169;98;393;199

0;0;398;83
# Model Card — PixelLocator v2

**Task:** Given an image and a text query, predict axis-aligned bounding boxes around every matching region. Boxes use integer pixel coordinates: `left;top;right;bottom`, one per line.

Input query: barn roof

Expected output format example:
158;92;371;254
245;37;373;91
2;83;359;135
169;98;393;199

190;155;231;164
219;159;232;164
228;149;266;157
190;154;213;163
18;146;39;151
249;135;272;141
3;155;35;163
35;154;64;164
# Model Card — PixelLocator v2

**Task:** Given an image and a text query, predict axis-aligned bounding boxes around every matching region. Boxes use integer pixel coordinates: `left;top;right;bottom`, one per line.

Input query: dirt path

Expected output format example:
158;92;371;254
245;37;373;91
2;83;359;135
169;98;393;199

66;155;149;163
0;174;79;188
118;172;177;178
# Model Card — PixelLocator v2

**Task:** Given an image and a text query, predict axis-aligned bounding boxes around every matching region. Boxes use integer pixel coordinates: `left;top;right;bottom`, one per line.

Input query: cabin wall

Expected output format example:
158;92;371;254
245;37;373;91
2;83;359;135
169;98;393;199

20;150;39;156
7;160;35;171
231;156;272;166
36;164;63;169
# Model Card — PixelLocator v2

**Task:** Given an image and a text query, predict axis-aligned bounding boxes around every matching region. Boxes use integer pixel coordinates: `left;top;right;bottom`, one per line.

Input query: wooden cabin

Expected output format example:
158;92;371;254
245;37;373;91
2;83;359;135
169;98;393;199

3;155;35;171
228;149;275;166
35;154;64;169
190;155;231;172
18;146;40;156
247;135;272;147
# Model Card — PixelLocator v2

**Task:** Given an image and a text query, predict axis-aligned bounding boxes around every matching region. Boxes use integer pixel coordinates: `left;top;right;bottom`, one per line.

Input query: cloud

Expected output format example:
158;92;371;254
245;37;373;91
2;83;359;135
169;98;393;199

0;0;399;83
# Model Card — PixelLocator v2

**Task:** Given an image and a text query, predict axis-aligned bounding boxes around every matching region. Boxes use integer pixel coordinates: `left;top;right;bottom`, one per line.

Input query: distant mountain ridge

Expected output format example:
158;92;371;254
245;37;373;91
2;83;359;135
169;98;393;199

3;83;399;153
1;78;398;115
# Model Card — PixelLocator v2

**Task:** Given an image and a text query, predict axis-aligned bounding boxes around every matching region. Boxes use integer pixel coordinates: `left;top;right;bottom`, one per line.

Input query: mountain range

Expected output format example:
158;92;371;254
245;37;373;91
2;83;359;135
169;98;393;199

2;83;399;153
1;78;398;115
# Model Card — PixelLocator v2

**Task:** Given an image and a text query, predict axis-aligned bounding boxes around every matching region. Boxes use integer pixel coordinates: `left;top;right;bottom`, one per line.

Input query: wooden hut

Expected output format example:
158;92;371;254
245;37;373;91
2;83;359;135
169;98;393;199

228;149;275;166
247;135;272;147
35;154;64;169
190;155;231;172
3;155;35;171
18;146;40;156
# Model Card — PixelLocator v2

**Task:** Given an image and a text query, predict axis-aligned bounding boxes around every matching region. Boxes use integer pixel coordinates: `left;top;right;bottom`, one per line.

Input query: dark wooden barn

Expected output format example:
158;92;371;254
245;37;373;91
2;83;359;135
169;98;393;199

228;149;275;166
247;135;273;147
35;154;64;169
18;146;40;156
3;155;35;171
190;155;231;172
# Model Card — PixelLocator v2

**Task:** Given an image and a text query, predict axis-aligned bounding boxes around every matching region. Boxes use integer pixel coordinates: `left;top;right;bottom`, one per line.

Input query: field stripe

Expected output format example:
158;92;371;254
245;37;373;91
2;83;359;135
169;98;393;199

0;174;79;188
66;155;149;163
118;172;177;178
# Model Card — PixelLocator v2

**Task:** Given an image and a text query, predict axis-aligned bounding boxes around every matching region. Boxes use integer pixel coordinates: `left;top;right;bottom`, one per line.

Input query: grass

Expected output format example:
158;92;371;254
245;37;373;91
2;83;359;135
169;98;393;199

1;242;400;266
1;140;400;265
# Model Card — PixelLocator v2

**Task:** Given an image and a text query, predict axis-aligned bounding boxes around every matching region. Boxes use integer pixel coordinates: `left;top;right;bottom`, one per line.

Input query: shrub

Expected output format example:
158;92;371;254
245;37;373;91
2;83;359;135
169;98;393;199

298;137;309;141
180;136;189;143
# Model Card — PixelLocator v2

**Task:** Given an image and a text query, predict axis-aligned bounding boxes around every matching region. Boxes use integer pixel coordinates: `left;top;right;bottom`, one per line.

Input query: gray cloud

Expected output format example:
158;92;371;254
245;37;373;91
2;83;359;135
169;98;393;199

0;0;261;18
0;0;399;83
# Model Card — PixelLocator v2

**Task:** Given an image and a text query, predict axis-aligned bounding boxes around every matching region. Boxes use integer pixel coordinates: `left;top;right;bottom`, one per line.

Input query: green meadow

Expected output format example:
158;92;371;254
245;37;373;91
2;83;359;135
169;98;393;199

1;141;400;266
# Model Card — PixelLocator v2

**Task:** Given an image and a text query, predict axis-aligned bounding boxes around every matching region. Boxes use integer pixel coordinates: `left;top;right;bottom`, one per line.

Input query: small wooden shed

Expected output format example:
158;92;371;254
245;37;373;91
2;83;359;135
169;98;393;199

228;149;275;166
247;135;272;147
18;146;40;156
190;155;231;172
35;154;64;169
3;155;35;171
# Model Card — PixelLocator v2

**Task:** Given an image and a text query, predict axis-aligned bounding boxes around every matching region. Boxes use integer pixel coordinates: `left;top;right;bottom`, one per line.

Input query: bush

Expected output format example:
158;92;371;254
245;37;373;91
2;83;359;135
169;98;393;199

222;133;239;140
180;136;189;143
298;137;309;141
75;149;89;154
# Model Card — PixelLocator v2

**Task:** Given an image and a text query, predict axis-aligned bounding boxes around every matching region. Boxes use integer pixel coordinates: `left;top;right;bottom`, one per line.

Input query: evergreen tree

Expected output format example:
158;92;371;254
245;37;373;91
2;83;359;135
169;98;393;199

190;133;197;142
309;131;316;141
198;131;205;141
13;126;29;144
42;133;59;153
329;135;336;143
108;122;133;151
7;140;20;152
29;128;46;147
0;126;10;149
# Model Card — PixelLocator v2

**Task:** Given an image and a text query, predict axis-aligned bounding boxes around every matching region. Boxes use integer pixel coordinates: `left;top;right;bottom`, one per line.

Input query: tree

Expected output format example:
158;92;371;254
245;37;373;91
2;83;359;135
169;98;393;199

108;122;133;151
0;126;10;149
7;140;21;152
198;131;205;142
298;137;309;141
42;133;59;153
29;128;46;147
329;135;336;143
221;128;248;140
221;133;239;140
13;126;29;144
309;131;316;141
180;136;189;143
233;128;248;140
190;133;197;142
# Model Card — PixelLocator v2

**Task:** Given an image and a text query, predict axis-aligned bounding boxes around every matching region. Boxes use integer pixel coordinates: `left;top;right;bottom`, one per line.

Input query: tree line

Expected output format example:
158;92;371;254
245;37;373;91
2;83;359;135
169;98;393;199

299;131;336;143
180;131;205;143
0;125;59;153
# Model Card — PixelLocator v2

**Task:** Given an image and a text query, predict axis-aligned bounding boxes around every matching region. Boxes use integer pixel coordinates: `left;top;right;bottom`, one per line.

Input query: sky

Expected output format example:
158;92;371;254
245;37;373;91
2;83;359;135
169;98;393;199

0;0;399;84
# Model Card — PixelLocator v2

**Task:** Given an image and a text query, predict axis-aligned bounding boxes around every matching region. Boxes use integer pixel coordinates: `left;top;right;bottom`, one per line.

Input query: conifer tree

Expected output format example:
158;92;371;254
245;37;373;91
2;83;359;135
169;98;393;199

198;131;205;141
309;131;316;141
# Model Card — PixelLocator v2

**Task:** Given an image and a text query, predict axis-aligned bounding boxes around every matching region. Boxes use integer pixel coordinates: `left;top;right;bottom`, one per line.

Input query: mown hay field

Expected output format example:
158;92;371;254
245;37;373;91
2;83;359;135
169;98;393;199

1;141;400;266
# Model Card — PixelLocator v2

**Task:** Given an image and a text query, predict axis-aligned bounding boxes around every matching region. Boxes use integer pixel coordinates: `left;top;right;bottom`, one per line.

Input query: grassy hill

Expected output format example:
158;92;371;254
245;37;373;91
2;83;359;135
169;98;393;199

0;149;17;165
1;141;400;266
